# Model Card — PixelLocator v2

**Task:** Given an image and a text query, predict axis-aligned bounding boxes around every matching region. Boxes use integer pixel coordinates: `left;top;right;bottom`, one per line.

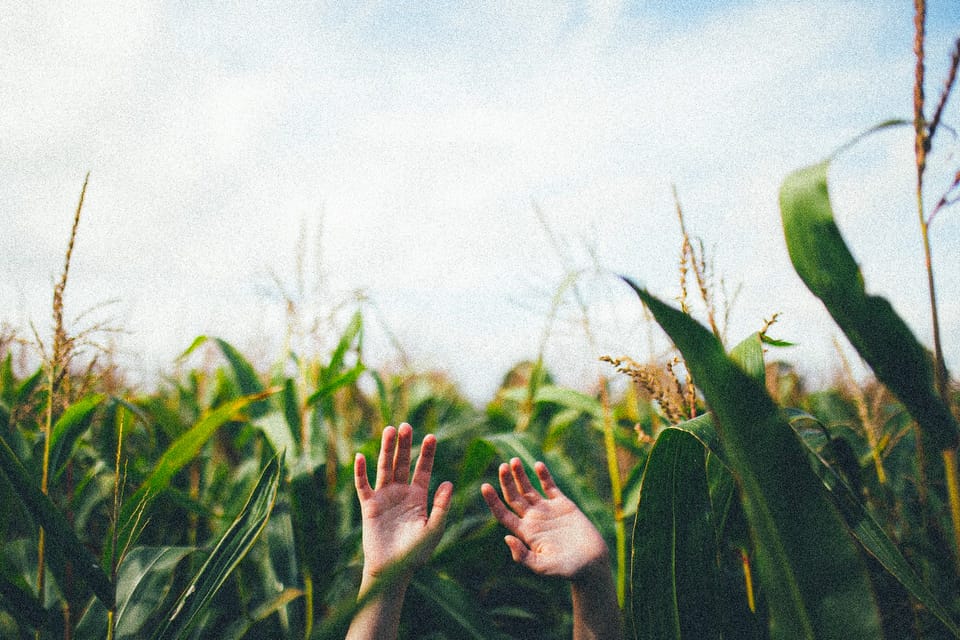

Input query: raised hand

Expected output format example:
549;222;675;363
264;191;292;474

481;458;622;640
354;423;453;579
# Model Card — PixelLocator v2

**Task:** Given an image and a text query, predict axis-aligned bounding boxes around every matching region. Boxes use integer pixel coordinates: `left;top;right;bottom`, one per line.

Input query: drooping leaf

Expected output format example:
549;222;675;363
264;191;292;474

624;278;882;639
779;160;958;452
152;453;282;640
630;428;720;639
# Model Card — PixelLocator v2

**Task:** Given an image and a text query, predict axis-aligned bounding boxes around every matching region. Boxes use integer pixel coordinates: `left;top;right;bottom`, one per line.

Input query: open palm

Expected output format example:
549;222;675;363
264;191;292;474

481;458;608;581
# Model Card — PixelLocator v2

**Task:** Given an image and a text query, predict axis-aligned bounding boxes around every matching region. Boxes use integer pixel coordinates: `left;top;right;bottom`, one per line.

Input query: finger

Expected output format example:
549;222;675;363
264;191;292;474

481;482;522;534
510;457;539;500
504;535;534;569
498;462;525;511
427;480;454;531
393;423;413;483
354;453;373;501
375;426;397;489
411;433;437;489
534;461;563;499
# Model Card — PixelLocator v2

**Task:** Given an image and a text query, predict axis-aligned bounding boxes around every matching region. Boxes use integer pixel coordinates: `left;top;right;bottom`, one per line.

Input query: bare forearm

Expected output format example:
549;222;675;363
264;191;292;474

571;561;622;640
345;576;409;640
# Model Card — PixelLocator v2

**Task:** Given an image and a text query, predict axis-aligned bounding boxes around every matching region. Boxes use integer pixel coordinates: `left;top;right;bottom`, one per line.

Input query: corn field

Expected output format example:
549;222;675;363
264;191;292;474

3;7;960;640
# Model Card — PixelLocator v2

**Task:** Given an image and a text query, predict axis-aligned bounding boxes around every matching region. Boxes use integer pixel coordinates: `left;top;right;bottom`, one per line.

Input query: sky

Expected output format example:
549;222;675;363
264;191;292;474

2;1;959;403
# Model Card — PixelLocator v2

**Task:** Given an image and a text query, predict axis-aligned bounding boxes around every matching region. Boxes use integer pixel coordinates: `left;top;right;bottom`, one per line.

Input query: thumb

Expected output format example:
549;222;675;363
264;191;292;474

504;535;535;570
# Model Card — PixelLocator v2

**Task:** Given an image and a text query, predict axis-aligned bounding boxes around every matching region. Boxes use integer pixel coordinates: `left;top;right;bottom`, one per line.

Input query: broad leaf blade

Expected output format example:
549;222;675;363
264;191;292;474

779;161;958;451
630;428;720;639
624;279;882;640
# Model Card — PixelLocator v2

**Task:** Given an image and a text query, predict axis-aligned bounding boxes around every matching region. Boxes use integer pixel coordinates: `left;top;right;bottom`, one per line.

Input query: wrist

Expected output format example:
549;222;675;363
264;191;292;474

571;547;612;587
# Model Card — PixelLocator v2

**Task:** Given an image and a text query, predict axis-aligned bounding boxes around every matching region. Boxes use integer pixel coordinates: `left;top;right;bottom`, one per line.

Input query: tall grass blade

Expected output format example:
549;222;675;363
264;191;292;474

630;427;719;639
151;453;283;640
623;278;882;639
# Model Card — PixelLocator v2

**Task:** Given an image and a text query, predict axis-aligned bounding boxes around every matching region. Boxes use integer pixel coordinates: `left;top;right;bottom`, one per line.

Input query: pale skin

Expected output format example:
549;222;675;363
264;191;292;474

346;424;621;639
345;423;453;640
481;458;623;640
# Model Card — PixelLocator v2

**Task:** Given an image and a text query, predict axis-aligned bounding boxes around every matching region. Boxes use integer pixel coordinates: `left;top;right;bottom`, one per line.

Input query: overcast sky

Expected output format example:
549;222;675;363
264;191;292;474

3;1;959;402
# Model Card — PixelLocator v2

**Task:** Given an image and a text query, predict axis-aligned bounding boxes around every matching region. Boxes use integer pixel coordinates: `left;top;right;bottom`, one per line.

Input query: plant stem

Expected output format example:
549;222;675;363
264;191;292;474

944;449;960;574
599;379;626;608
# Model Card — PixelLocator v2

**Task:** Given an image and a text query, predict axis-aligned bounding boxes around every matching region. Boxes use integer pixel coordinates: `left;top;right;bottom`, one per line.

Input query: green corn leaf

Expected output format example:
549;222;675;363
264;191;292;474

0;569;61;634
0;433;115;608
326;311;363;378
152;453;282;640
779;161;958;452
118;391;276;552
75;546;195;640
281;377;301;446
533;385;602;418
410;569;509;639
288;466;340;600
49;393;105;480
675;410;960;636
730;332;765;384
630;428;720;640
624;278;882;640
305;362;364;407
179;336;270;418
0;354;14;407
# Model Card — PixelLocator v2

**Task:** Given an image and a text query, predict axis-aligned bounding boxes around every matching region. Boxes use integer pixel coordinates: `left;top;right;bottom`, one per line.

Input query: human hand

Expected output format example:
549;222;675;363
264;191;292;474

481;458;609;583
354;423;453;581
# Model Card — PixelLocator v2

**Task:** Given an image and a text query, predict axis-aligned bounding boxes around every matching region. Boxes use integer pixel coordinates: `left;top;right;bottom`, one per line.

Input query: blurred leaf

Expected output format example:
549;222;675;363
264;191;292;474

624;278;882;639
730;333;765;384
460;438;497;487
630;428;720;640
281;377;301;447
533;385;601;418
221;587;304;640
410;569;508;639
779;160;958;452
0;569;60;634
289;466;340;600
0;433;114;608
49;393;104;479
152;453;283;640
329;311;363;372
305;362;364;407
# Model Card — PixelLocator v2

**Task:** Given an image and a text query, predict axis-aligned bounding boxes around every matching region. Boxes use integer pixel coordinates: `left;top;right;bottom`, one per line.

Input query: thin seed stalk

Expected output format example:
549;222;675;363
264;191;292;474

599;379;626;607
944;450;960;574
